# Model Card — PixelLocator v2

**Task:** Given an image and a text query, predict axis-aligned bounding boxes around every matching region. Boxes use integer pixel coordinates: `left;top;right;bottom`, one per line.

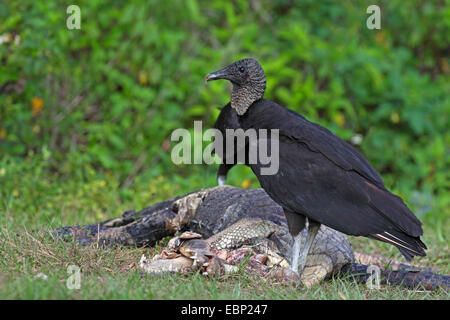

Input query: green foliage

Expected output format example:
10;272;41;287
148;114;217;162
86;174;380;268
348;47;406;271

0;0;449;221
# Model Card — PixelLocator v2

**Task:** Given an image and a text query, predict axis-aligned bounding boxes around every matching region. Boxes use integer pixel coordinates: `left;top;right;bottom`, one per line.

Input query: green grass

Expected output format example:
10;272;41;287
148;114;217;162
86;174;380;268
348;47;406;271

0;159;449;300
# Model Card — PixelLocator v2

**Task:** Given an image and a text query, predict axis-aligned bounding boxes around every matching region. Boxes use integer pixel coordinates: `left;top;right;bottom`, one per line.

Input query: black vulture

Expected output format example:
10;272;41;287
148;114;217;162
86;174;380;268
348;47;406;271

205;58;426;276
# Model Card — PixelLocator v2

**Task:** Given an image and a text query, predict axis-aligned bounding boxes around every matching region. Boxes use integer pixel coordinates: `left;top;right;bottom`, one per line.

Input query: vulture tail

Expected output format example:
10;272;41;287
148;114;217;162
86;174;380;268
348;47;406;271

370;231;427;261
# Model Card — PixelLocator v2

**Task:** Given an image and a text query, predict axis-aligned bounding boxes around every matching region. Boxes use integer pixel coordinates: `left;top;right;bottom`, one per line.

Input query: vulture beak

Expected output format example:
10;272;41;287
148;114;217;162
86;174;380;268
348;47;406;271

205;67;229;83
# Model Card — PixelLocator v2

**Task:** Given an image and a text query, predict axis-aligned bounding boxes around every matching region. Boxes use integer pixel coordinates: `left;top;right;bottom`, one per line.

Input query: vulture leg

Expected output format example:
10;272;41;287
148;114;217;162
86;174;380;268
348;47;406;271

294;220;321;277
291;232;303;273
283;211;305;274
217;163;234;186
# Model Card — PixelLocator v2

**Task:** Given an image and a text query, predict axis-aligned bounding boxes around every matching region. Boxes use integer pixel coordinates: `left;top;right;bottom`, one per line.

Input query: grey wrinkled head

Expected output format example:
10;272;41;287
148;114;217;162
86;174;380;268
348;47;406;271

205;58;266;115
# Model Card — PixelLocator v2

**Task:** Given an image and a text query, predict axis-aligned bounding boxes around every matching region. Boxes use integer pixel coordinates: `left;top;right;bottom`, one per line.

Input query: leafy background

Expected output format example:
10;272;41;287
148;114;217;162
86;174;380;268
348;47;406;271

0;0;448;235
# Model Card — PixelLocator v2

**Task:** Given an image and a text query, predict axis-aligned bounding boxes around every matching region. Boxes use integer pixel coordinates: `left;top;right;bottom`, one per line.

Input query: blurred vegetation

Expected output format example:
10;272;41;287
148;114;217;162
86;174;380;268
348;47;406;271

0;0;449;228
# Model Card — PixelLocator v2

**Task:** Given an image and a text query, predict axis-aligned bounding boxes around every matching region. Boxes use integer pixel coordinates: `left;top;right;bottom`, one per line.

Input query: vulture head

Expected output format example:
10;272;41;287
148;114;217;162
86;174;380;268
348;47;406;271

205;58;266;116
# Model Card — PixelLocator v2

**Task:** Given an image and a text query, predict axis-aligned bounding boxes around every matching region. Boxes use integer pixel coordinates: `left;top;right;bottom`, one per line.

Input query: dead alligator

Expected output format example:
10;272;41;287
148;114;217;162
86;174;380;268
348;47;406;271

53;186;449;291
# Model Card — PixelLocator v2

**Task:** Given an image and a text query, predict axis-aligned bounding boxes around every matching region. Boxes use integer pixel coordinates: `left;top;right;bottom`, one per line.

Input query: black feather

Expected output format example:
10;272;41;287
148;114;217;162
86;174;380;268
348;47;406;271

214;99;426;260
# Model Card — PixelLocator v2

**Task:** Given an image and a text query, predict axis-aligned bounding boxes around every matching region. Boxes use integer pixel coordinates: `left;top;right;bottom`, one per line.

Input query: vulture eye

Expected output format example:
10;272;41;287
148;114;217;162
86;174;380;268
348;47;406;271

239;67;245;73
